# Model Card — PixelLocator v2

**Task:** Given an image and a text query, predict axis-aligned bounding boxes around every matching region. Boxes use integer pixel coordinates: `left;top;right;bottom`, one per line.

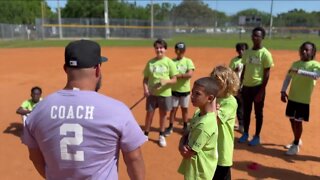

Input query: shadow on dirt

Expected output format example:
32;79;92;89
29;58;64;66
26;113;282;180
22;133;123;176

3;122;23;137
233;160;319;180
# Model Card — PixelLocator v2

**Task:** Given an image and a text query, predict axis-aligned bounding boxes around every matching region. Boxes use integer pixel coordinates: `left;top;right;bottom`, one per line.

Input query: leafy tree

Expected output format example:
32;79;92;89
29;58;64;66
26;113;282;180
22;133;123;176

171;0;215;26
0;0;53;24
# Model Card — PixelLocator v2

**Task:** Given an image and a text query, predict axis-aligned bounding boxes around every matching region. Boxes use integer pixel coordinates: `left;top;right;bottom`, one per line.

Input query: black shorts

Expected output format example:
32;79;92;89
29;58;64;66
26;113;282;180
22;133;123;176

285;100;309;122
172;91;190;97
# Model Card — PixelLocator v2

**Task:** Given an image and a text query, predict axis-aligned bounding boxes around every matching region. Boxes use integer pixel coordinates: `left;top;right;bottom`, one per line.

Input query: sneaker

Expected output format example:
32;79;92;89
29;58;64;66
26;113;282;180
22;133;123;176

164;127;173;137
285;140;302;149
238;133;249;143
286;144;299;155
145;135;149;141
159;135;167;147
248;136;260;146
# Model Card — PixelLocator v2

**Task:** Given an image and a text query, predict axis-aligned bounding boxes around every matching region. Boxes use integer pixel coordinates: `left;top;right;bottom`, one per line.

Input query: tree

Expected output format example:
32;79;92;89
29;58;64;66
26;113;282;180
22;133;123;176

171;0;215;26
0;0;53;24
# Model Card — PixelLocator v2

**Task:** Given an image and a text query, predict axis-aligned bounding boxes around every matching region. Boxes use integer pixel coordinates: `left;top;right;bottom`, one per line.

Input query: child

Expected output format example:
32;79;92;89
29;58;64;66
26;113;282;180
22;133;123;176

178;77;219;180
165;42;195;136
16;86;42;126
229;42;248;132
238;27;274;146
280;41;320;155
210;65;239;180
143;38;178;147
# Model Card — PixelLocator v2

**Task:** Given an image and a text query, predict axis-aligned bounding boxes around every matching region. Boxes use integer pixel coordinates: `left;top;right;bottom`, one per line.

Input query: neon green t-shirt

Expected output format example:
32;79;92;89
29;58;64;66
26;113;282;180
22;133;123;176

143;56;178;97
21;98;42;111
229;56;243;78
172;57;195;93
217;95;237;166
242;47;274;87
288;60;320;104
178;111;218;180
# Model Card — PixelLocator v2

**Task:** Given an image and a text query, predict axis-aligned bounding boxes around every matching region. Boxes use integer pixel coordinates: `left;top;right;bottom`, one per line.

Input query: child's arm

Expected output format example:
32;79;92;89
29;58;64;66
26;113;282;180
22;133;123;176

160;75;177;87
142;77;150;97
291;68;320;80
177;69;194;79
280;75;291;103
179;131;195;158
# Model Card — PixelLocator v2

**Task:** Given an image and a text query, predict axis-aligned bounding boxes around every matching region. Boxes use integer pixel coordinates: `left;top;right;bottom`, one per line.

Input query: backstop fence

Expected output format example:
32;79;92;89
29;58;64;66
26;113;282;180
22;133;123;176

0;17;319;40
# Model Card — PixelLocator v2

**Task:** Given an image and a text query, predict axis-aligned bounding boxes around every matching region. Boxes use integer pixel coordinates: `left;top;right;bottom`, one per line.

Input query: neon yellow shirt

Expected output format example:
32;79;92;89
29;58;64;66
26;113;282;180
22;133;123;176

172;57;195;93
21;98;42;111
242;47;274;87
229;56;243;78
178;111;218;180
288;60;320;104
143;56;178;97
217;95;237;166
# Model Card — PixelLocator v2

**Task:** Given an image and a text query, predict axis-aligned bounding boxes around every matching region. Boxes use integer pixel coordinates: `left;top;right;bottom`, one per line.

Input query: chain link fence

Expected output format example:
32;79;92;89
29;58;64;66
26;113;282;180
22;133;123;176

0;17;319;40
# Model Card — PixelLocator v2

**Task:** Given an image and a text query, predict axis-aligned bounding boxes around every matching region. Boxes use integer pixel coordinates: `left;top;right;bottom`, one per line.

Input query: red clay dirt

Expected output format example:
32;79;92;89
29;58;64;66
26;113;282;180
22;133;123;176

0;47;319;180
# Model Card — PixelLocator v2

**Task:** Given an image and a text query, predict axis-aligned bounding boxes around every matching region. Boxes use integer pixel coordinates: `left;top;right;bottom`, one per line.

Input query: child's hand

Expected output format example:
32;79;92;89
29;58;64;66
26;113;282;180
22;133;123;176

179;145;194;158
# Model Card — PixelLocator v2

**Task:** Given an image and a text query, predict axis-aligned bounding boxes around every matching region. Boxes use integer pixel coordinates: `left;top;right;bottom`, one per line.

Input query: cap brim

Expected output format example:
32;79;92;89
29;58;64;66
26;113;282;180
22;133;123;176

101;56;108;63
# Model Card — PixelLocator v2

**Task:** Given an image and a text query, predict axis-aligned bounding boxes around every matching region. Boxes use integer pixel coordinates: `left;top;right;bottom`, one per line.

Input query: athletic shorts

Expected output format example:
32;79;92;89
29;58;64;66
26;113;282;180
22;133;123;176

146;95;172;112
285;100;309;122
172;91;190;108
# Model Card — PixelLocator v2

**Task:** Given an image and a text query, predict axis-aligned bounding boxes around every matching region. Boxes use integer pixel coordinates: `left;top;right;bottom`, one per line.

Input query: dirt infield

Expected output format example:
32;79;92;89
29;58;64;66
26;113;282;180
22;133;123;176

0;47;319;179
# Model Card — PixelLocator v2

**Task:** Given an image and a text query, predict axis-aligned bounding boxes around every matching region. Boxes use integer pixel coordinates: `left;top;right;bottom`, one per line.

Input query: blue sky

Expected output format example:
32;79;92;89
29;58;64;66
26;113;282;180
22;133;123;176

47;0;320;15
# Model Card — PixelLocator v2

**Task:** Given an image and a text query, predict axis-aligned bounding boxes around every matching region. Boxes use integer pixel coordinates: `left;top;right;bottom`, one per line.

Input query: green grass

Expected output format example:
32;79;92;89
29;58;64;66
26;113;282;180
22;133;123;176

0;33;319;50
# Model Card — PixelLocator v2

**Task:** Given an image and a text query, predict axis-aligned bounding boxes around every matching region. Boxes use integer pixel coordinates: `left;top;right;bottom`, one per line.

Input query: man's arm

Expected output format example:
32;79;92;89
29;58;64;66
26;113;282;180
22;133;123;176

28;147;46;178
16;107;31;116
255;68;270;102
122;147;145;180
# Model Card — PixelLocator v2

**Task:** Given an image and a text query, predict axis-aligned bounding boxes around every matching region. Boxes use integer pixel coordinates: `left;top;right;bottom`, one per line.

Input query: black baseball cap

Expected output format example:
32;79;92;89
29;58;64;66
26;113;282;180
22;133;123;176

175;42;186;50
65;40;108;68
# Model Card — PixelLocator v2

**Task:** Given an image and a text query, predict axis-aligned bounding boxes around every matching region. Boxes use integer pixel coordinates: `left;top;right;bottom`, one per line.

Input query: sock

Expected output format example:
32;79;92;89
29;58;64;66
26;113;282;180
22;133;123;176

144;131;149;136
169;123;173;128
293;140;299;145
183;122;188;128
160;131;164;136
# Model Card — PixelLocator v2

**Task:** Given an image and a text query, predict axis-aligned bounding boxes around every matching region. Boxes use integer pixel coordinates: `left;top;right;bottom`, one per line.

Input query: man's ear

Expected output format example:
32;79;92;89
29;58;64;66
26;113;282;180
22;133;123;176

95;64;101;77
63;64;67;73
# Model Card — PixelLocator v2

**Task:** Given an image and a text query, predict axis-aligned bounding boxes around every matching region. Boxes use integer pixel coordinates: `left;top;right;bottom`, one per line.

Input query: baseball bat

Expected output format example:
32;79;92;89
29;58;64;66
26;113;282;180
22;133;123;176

130;96;146;110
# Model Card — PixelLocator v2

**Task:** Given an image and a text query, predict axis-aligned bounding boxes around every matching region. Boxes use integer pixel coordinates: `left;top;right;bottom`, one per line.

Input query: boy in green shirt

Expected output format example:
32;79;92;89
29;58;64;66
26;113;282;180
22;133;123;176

143;39;178;147
229;42;248;132
211;65;239;180
165;42;195;136
238;27;274;146
280;41;320;155
16;86;42;126
178;77;219;180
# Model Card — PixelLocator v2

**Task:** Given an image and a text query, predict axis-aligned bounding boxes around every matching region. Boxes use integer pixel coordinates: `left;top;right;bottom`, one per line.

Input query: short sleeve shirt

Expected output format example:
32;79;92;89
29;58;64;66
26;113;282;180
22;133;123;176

242;47;274;87
143;56;179;97
172;57;195;93
288;60;320;104
21;98;42;111
229;56;243;78
178;111;218;180
22;90;146;180
217;95;237;166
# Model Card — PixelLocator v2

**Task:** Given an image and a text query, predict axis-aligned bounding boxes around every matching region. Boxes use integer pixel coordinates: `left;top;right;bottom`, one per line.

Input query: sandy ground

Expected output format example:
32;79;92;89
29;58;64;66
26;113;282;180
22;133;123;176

0;47;319;180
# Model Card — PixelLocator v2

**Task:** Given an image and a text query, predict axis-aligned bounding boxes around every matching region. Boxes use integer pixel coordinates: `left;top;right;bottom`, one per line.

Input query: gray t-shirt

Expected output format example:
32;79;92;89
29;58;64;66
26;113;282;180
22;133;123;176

23;90;146;180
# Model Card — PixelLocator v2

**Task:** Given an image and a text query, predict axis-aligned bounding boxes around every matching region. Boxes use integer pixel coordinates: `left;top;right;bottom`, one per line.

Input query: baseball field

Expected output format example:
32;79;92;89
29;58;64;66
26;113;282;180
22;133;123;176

0;37;320;179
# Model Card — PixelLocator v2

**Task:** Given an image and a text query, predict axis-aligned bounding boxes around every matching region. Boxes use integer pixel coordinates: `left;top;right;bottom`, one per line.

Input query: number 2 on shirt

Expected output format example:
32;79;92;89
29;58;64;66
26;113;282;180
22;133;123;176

60;123;84;161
